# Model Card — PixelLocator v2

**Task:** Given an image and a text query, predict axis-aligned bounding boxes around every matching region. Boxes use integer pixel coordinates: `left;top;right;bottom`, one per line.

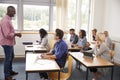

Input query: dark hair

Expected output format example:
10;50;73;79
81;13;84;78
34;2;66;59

80;29;86;38
55;29;64;39
69;28;75;31
92;28;97;33
39;28;48;39
7;6;15;12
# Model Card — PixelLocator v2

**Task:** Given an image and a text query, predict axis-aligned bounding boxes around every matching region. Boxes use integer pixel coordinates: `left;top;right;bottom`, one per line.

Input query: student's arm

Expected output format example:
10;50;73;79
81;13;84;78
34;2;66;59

42;43;68;59
96;44;107;56
55;43;68;59
41;54;56;59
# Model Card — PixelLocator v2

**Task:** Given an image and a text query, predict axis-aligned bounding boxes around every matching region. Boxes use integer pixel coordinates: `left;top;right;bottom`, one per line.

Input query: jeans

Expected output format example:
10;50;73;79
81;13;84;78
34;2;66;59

2;45;14;78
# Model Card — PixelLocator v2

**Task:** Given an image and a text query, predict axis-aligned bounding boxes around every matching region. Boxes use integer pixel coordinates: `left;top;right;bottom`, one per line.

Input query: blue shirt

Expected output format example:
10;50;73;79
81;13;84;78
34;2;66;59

77;37;87;50
70;34;78;44
52;39;68;68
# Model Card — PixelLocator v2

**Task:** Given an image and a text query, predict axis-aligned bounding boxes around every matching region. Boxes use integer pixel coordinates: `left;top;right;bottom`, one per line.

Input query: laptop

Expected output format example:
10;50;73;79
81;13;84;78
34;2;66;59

83;51;94;60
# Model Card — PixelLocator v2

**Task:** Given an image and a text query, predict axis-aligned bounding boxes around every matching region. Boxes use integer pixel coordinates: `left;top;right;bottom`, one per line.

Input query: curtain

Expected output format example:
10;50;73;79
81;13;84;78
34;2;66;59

56;0;68;30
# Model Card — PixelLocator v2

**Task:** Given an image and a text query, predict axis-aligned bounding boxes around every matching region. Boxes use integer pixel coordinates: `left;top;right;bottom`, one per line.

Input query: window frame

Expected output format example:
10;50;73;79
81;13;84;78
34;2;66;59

0;0;56;31
0;0;92;35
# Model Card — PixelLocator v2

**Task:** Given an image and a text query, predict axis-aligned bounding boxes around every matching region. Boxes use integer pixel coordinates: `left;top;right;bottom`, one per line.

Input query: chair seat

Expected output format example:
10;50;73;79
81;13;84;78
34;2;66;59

48;71;70;80
48;55;73;80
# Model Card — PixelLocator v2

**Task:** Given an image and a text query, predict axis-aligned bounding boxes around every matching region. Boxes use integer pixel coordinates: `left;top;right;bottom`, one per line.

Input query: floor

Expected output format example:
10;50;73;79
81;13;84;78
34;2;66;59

0;58;120;80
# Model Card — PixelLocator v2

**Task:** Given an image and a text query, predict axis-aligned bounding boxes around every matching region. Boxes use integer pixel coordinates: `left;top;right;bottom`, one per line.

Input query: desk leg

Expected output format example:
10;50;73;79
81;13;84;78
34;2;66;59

111;66;114;80
26;72;28;80
58;70;60;80
86;68;88;80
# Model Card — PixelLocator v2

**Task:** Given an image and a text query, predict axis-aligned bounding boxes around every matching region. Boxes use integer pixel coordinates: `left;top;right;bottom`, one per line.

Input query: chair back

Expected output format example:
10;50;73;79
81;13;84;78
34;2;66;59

109;50;115;60
110;43;115;62
111;43;115;50
49;39;56;49
67;55;73;77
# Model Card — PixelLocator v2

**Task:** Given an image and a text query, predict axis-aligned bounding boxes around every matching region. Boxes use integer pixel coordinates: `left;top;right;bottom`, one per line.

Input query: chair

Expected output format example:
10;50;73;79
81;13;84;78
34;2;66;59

49;39;56;49
109;43;115;62
48;55;73;80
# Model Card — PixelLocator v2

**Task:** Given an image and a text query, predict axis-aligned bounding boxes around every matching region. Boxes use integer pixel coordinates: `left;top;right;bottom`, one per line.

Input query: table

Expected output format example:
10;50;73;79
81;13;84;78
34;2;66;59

25;45;47;53
69;52;114;80
25;54;60;80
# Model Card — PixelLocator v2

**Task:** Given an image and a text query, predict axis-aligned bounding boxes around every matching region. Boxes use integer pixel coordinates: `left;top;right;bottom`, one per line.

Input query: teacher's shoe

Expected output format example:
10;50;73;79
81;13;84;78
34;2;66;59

5;77;16;80
10;71;18;76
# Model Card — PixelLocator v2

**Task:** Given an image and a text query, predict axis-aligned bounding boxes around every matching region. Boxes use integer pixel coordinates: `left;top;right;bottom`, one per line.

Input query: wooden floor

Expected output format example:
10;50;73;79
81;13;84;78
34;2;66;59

0;58;120;80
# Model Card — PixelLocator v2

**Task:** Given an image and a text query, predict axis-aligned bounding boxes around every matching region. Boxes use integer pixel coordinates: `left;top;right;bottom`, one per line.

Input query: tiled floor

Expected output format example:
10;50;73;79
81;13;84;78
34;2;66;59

0;59;120;80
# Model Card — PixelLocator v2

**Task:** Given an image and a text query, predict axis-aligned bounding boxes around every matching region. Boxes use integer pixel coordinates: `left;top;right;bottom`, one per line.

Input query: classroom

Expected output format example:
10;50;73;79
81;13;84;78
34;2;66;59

0;0;120;80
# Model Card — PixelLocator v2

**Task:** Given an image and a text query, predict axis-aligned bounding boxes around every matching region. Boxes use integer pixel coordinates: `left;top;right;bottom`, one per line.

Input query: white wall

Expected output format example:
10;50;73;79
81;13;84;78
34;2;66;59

104;0;120;41
103;0;120;64
0;34;55;57
92;0;105;31
93;0;120;64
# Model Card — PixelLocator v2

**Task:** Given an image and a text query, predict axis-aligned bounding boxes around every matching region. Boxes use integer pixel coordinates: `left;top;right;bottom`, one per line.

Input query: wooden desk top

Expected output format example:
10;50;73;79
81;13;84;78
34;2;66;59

26;54;60;72
69;52;114;67
25;45;47;52
68;46;80;50
68;44;81;51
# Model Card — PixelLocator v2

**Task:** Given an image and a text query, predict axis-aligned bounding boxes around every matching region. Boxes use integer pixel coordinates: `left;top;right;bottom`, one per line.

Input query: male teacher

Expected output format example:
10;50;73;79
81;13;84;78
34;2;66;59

0;6;22;80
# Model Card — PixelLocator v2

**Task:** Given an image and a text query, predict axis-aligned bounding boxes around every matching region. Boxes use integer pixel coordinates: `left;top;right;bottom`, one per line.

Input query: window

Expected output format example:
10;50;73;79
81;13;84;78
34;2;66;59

81;0;90;32
67;0;77;30
0;0;91;32
0;3;18;29
53;6;56;31
23;5;49;30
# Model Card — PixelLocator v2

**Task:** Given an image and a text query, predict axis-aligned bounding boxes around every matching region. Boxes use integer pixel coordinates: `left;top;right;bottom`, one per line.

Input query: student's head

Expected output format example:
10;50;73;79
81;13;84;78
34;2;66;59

96;33;105;44
7;6;16;17
69;28;75;35
39;28;48;39
104;31;109;37
92;28;97;35
79;29;86;38
55;29;64;40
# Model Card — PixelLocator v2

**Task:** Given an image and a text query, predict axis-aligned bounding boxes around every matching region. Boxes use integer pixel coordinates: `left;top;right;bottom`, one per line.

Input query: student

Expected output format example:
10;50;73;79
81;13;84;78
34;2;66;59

76;29;87;50
39;29;68;79
0;6;21;80
104;31;112;50
88;33;111;80
69;28;78;44
92;28;97;41
37;28;50;52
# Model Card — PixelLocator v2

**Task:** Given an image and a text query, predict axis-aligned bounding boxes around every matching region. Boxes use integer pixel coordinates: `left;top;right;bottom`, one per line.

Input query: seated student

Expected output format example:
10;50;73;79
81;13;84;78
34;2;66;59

92;28;97;41
104;31;112;50
75;29;87;50
37;28;50;52
39;29;68;79
69;28;78;44
88;33;111;80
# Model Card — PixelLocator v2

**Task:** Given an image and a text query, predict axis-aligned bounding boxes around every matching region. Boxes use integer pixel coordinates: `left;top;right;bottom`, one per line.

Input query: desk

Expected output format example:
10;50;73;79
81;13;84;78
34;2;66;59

68;46;81;52
69;52;114;80
25;45;47;53
68;44;81;52
25;54;60;80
